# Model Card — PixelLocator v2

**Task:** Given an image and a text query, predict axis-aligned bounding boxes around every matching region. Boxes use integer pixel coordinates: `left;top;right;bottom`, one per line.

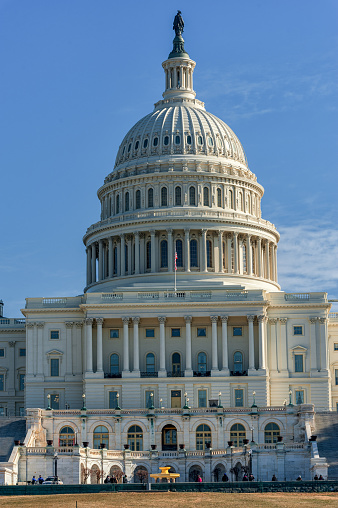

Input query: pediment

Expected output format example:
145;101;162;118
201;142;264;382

46;349;63;356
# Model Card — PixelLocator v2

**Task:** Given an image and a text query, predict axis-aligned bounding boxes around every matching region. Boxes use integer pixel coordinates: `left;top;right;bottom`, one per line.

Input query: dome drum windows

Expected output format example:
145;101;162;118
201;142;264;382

189;186;196;206
160;240;168;268
148;188;154;208
135;189;141;210
203;187;210;207
161;187;168;207
175;186;182;206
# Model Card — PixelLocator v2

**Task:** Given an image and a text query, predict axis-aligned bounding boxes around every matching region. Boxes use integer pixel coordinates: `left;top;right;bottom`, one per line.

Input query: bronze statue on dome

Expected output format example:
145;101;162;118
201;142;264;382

173;10;184;36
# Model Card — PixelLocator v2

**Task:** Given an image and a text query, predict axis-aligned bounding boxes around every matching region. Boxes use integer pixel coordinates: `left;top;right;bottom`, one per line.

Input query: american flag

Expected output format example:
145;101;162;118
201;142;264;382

175;251;178;271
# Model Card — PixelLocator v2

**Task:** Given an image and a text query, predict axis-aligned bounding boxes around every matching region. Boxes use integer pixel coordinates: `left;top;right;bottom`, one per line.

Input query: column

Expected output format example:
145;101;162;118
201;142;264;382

265;241;270;280
184;316;192;375
26;323;34;376
85;318;93;373
202;229;207;272
132;317;140;374
269;318;277;371
274;245;278;282
271;244;276;282
108;237;113;278
218;231;223;273
226;233;232;273
134;232;140;275
98;239;104;280
75;322;83;375
122;317;130;373
37;322;44;376
7;342;15;395
309;317;318;372
96;318;103;373
158;317;167;376
220;316;229;374
117;238;121;276
140;233;145;273
319;317;328;371
33;323;38;375
246;235;252;275
184;229;190;272
168;229;173;272
210;316;219;372
258;315;266;370
86;248;91;285
91;243;96;283
65;322;73;376
257;238;262;277
120;234;125;276
150;230;156;273
233;232;239;274
247;315;255;371
279;318;288;373
127;235;132;275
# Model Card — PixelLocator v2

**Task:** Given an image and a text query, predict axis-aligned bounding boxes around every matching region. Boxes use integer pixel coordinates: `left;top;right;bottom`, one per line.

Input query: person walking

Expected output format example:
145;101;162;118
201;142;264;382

222;473;229;482
271;474;277;481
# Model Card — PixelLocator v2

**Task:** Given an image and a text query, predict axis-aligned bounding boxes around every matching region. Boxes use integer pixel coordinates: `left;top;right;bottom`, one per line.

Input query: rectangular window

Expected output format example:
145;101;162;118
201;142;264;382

335;369;338;386
235;389;244;407
0;349;4;357
0;374;4;391
171;390;181;408
197;328;206;337
171;328;181;337
198;389;207;408
295;390;304;404
19;407;25;417
110;329;119;339
294;354;304;373
109;391;118;409
51;394;59;410
233;327;242;336
145;329;155;338
0;407;5;416
19;348;26;357
50;358;59;377
334;343;338;351
19;374;25;391
50;330;59;340
293;326;303;335
145;390;154;408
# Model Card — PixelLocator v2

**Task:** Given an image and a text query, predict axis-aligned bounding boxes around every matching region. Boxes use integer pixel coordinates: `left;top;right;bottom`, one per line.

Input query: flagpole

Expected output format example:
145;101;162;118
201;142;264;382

174;251;177;293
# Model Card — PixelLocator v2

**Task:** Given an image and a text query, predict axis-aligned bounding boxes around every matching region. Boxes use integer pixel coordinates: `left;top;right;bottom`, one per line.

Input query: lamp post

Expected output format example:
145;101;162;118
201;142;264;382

250;426;255;443
149;392;154;410
115;392;121;410
251;391;257;408
160;398;163;409
81;393;86;411
183;392;189;409
288;389;293;407
53;451;58;478
218;392;223;409
46;394;51;411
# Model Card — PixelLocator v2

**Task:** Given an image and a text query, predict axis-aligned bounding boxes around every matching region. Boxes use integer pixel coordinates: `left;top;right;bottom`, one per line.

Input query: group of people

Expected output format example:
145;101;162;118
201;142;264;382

31;475;44;484
104;474;128;484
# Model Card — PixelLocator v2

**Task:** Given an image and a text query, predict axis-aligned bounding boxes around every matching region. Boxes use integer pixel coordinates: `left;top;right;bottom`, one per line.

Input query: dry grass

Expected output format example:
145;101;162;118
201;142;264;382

1;492;338;508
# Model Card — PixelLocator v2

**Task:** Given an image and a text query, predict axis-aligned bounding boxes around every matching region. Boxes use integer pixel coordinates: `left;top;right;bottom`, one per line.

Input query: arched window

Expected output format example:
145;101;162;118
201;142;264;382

175;239;183;267
233;351;243;374
116;194;120;214
128;143;131;153
135;140;139;150
229;189;233;209
189;186;196;206
197;135;203;145
146;353;155;373
198;352;207;373
135;190;141;209
163;135;169;146
175;135;180;145
264;423;280;443
148;188;154;208
238;192;243;211
207;240;212;268
162;424;177;451
160;240;168;268
217;188;222;207
59;426;75;447
186;135;192;145
143;138;148;149
125;192;129;212
196;424;211;450
203;187;209;206
190;239;198;267
127;425;143;451
172;352;181;376
146;241;151;270
175;186;182;206
161;187;168;206
153;136;159;147
230;423;246;447
208;136;214;147
93;425;109;449
110;353;119;375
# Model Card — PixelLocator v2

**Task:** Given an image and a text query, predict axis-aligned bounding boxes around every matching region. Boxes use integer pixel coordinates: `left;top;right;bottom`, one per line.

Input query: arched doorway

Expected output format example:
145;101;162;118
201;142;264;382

90;464;100;484
189;464;203;482
162;424;177;451
110;465;123;483
212;463;225;482
231;461;243;481
134;465;148;483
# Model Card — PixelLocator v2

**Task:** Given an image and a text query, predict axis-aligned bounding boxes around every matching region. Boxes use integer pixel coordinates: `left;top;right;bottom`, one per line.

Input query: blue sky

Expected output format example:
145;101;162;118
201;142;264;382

0;0;337;317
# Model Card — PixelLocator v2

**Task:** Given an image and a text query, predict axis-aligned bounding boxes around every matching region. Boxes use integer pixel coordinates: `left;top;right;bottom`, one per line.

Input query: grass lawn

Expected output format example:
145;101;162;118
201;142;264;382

1;492;338;508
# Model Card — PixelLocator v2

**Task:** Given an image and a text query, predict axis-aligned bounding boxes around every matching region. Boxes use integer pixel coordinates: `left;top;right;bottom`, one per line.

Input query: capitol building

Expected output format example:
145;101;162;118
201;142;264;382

0;14;338;485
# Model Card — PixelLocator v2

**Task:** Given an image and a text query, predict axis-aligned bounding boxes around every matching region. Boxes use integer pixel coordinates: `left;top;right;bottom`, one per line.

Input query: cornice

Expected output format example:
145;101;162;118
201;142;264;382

21;308;83;315
0;329;26;334
268;303;331;310
79;301;270;311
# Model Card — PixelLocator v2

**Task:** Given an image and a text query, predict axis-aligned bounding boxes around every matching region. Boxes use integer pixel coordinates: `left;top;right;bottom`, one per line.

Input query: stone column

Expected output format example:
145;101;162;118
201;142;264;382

151;230;156;273
269;318;277;372
122;317;130;373
96;318;103;373
184;316;193;375
158;317;167;377
75;322;83;375
86;248;91;285
184;229;190;272
91;243;96;283
134;232;140;275
227;233;232;273
108;237;114;278
26;323;34;376
117;238;121;276
319;318;328;371
168;229;173;272
85;318;93;373
98;239;104;280
7;341;15;396
257;238;262;277
274;245;278;283
247;315;255;371
246;235;252;275
271;244;276;282
37;322;44;376
65;322;73;376
210;316;219;372
33;323;38;375
309;317;318;372
132;317;140;374
120;233;125;276
127;235;132;275
233;232;239;274
202;229;207;272
265;241;270;280
279;318;288;373
258;315;266;371
220;316;229;374
218;231;223;272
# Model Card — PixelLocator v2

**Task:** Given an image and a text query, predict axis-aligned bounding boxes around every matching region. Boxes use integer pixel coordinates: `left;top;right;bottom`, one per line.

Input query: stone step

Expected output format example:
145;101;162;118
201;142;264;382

315;412;338;478
0;419;26;462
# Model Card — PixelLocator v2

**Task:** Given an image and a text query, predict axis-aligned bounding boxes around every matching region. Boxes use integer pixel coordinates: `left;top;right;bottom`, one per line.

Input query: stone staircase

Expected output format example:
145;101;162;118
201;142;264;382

315;412;338;479
0;418;26;462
